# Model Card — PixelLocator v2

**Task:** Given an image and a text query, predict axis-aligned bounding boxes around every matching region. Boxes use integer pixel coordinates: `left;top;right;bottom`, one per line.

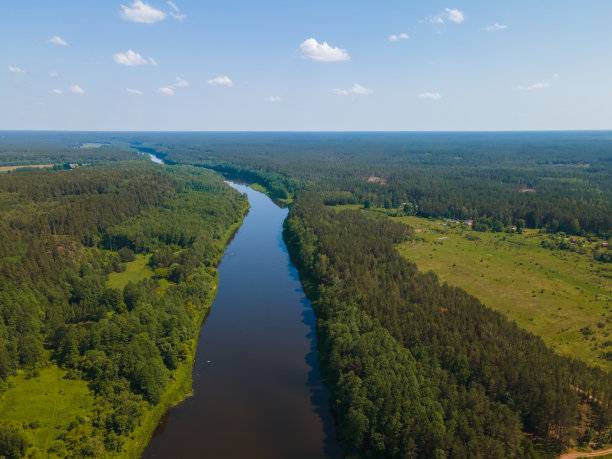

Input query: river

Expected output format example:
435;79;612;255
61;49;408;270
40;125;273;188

142;182;341;459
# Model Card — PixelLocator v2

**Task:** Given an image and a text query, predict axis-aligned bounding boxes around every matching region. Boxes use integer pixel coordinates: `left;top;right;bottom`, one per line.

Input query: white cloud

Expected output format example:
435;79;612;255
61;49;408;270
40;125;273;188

148;57;158;66
484;23;508;31
419;92;442;100
389;33;409;42
518;82;549;90
8;66;25;73
113;50;149;66
172;76;188;87
208;75;233;87
69;85;85;94
120;0;166;24
167;1;186;19
127;88;143;94
46;35;68;46
158;87;175;96
334;83;373;96
49;71;59;77
445;8;464;23
157;76;188;96
265;96;281;102
300;38;350;62
553;73;560;78
49;89;62;95
429;8;464;25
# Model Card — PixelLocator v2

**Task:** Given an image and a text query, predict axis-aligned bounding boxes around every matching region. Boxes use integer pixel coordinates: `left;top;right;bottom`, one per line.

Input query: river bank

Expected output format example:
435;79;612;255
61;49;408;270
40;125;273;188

142;182;340;458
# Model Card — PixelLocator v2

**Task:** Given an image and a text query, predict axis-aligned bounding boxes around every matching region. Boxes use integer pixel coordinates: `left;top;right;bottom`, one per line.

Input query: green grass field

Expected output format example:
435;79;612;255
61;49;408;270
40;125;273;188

0;365;95;457
393;214;612;370
107;254;154;290
330;205;612;371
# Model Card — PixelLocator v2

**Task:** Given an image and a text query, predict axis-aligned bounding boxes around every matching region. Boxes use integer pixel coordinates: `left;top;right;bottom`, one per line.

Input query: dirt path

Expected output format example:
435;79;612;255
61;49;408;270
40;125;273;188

558;447;612;459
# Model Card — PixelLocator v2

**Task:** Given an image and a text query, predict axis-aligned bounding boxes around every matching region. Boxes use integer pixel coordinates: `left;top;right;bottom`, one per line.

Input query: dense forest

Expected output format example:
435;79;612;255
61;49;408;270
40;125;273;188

0;162;247;457
2;132;611;458
284;195;612;458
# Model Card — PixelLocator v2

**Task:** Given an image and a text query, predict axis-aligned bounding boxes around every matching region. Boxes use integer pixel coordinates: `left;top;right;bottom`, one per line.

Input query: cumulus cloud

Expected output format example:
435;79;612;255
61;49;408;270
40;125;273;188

419;92;442;100
167;1;186;19
157;76;188;96
429;8;464;25
49;89;62;95
389;33;409;42
46;35;68;46
8;66;25;73
49;71;59;77
484;23;508;31
334;83;373;96
265;96;281;102
518;82;549;90
120;1;166;24
149;57;158;66
172;76;188;87
69;85;85;94
300;38;350;62
158;87;175;96
208;75;233;87
127;88;143;94
113;50;149;66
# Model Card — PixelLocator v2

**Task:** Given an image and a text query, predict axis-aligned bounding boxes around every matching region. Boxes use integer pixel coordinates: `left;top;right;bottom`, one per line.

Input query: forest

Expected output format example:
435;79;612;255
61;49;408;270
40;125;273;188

284;195;611;458
0;162;247;457
1;131;611;458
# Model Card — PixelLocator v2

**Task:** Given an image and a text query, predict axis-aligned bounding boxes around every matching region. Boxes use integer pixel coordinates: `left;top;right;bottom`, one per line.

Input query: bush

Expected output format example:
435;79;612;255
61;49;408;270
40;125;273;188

118;247;135;263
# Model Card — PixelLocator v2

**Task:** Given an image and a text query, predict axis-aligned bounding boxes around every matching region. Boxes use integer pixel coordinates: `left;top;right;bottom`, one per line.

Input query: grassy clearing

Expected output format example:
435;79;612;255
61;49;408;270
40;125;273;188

0;365;95;457
107;254;154;290
394;214;612;370
0;164;54;172
330;205;612;370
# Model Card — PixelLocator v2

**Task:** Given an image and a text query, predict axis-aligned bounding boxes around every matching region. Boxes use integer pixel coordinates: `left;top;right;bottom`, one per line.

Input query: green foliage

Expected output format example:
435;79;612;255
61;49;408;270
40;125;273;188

0;422;30;459
284;195;612;457
0;163;247;456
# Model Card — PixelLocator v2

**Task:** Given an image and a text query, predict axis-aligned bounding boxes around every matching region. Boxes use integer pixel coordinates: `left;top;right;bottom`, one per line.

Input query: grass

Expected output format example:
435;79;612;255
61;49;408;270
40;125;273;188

330;205;612;371
395;214;612;371
0;164;54;172
107;254;154;290
0;365;95;457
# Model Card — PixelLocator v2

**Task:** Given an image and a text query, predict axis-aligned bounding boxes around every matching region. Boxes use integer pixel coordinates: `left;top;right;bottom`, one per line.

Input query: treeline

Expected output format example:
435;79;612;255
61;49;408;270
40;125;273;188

0;164;247;457
284;194;612;458
158;132;612;237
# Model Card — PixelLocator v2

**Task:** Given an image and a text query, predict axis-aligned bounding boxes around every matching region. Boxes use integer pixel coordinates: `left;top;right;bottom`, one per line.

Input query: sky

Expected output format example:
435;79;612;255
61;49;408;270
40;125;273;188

1;0;611;131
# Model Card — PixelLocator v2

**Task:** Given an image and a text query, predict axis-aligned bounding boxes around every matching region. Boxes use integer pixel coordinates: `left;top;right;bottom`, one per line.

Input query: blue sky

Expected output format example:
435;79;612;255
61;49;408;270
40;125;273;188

2;1;611;131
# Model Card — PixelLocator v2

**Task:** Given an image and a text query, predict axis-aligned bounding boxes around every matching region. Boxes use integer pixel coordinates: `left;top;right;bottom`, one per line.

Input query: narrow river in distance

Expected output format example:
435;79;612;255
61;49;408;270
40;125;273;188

142;182;341;459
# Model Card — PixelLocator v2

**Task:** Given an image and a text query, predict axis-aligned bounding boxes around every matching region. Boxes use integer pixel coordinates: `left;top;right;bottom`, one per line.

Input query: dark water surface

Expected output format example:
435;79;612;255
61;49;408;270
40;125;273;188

143;183;341;459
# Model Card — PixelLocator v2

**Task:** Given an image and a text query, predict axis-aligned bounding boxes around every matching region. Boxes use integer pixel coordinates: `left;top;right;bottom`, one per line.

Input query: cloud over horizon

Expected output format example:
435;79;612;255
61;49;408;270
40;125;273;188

8;66;25;73
518;82;549;90
113;50;150;66
389;33;409;42
69;85;85;94
120;1;166;24
485;23;508;31
300;38;350;62
46;35;68;46
419;92;442;100
208;75;233;87
334;83;373;96
429;8;465;25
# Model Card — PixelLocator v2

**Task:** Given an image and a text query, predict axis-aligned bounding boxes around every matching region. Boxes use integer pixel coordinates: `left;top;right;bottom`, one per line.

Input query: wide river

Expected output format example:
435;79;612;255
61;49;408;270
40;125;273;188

143;182;341;458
